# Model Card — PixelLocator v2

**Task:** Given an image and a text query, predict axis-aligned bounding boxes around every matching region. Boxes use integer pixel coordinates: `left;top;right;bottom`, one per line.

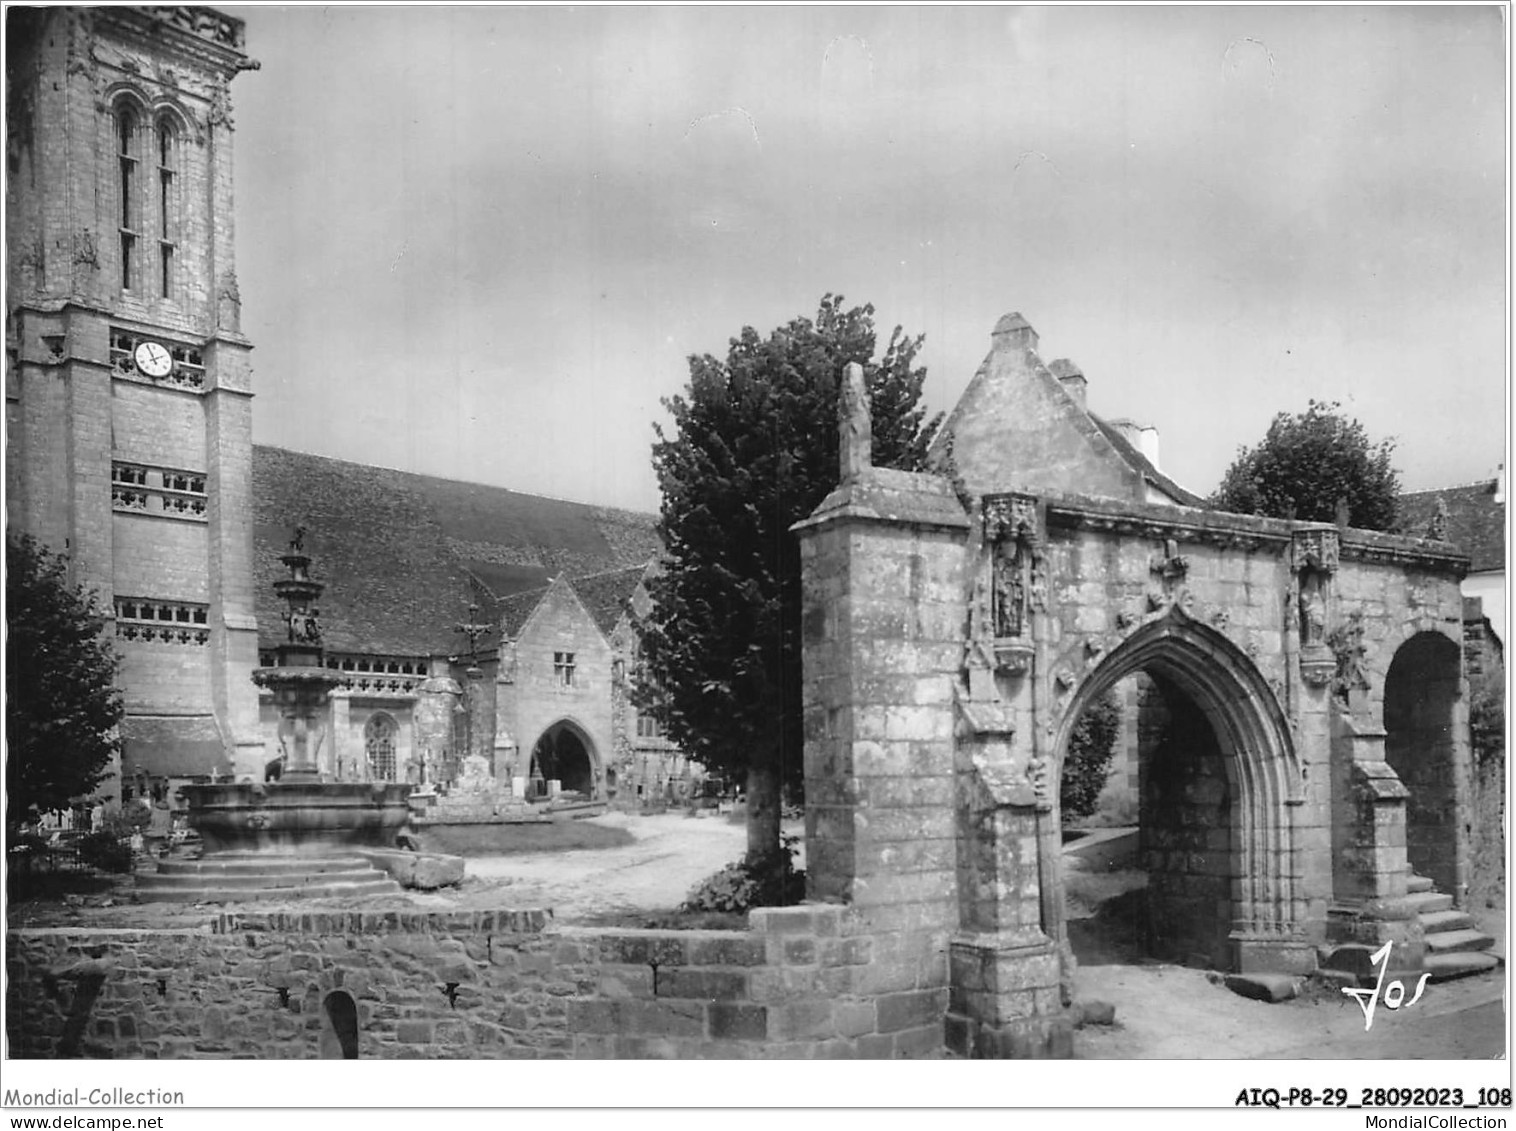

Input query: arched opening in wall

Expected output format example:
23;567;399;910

1060;671;1232;969
1053;615;1298;976
1384;631;1463;896
319;991;359;1059
365;713;398;782
528;721;597;800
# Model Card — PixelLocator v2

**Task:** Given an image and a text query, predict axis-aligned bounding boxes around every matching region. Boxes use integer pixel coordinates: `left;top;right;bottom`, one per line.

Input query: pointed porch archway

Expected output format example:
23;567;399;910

528;718;600;800
1052;609;1308;972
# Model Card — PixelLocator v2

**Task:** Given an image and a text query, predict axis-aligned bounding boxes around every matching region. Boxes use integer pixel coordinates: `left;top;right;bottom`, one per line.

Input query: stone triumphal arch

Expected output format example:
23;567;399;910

795;314;1472;1057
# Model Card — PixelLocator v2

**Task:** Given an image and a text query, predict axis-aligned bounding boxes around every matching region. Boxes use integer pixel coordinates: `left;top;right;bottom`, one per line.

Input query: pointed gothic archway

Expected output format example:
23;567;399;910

1051;608;1307;973
528;718;600;800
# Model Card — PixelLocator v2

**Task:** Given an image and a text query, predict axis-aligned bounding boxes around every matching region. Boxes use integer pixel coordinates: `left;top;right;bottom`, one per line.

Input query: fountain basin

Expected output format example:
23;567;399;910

180;781;413;855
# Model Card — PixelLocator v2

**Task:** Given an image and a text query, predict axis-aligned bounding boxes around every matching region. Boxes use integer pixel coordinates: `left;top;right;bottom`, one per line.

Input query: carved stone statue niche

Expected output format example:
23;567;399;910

1292;529;1339;687
993;540;1028;639
983;493;1041;675
1299;584;1327;647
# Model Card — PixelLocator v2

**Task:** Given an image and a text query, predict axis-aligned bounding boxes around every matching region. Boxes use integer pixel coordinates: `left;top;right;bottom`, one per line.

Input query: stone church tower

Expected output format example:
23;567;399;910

6;8;263;789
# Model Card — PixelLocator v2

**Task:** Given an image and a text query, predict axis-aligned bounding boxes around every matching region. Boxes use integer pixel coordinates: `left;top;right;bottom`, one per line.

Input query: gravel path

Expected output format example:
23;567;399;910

457;811;753;920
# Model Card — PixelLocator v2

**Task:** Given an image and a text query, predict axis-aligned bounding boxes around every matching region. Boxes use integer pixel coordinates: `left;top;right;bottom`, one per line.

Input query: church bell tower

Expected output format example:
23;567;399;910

6;7;264;788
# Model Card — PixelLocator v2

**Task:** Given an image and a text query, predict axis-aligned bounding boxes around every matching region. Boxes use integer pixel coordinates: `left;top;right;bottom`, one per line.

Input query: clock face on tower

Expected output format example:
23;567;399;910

133;340;173;379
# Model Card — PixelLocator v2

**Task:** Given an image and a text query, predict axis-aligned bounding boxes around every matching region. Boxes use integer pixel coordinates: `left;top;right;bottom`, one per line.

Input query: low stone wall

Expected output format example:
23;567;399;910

5;905;947;1059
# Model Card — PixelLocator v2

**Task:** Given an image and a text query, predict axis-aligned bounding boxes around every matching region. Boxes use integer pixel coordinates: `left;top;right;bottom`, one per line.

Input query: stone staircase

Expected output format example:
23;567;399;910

135;853;403;903
1407;872;1502;982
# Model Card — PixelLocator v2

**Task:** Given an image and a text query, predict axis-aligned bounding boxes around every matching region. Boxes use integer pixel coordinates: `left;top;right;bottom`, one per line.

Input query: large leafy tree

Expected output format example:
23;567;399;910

6;533;123;832
1210;400;1400;530
641;295;941;864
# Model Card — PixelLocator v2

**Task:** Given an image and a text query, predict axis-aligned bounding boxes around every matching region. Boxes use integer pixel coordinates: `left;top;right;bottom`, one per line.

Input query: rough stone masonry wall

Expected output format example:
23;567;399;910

1138;677;1233;969
1462;613;1504;910
6;904;942;1060
797;476;971;1057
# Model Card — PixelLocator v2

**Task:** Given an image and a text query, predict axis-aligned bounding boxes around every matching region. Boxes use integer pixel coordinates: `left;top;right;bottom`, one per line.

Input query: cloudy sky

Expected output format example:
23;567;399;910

226;5;1506;514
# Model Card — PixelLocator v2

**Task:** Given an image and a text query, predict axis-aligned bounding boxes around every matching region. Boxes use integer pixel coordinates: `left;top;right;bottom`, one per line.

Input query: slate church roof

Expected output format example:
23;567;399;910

568;565;651;636
1398;477;1505;573
253;446;661;654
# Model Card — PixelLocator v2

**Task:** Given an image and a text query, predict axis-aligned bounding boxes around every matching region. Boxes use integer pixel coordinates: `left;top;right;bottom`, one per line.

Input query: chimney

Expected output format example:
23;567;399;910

1048;358;1087;408
1496;463;1505;505
1107;418;1163;470
991;312;1038;354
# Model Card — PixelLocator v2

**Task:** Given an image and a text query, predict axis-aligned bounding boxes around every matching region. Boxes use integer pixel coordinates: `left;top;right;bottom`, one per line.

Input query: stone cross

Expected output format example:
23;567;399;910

839;361;872;482
455;601;491;678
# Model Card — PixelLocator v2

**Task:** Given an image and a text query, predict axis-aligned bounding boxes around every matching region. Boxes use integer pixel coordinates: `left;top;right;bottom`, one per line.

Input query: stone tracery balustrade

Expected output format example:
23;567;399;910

254;652;433;697
112;461;207;520
114;598;210;645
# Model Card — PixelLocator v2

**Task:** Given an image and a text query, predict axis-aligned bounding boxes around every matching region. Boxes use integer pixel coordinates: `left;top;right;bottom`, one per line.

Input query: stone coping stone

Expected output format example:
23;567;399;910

211;908;555;935
795;468;969;534
1047;493;1296;541
6;926;216;938
1047;492;1469;569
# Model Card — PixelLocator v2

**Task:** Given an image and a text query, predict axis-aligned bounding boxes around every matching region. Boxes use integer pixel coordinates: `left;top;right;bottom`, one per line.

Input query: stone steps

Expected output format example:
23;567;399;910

134;877;399;903
1423;928;1498;955
1424;951;1503;983
155;855;376;876
140;869;378;889
1405;890;1453;915
1418;908;1477;934
1407;872;1499;981
1318;875;1500;988
135;853;402;903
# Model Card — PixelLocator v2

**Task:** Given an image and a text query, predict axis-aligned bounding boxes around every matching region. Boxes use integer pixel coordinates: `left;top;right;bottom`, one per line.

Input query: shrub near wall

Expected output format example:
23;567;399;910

6;905;944;1059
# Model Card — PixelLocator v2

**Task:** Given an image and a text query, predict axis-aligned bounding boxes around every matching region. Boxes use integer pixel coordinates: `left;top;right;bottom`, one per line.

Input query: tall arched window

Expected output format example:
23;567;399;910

155;116;179;299
365;714;398;782
115;104;140;291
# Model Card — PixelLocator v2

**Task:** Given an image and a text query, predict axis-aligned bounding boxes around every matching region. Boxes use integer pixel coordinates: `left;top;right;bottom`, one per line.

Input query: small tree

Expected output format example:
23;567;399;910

640;295;941;866
1061;690;1121;822
1210;400;1400;530
5;533;123;832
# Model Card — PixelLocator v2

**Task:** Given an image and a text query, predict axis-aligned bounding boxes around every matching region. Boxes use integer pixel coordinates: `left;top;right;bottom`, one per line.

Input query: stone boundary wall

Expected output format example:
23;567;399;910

5;905;945;1059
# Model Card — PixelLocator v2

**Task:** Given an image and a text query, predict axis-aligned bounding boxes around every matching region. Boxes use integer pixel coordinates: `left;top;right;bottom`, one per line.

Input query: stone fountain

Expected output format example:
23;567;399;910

136;530;413;902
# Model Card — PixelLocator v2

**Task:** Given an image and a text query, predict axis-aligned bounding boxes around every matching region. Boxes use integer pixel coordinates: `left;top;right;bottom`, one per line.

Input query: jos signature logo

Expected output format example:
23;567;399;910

1342;940;1430;1031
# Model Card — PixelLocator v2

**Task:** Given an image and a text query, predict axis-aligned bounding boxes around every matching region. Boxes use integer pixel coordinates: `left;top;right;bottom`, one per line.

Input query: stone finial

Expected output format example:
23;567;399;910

839;361;872;482
991;312;1038;352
